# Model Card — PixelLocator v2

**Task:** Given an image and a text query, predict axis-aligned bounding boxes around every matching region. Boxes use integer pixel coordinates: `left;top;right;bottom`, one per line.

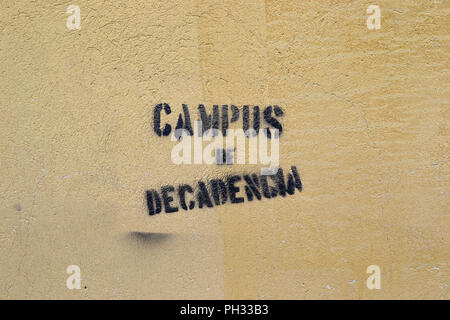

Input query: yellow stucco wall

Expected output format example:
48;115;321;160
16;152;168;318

0;0;448;299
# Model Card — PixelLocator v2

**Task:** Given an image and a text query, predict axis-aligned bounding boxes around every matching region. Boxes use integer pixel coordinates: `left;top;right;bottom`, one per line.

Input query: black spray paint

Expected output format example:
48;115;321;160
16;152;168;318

152;103;284;139
145;166;302;215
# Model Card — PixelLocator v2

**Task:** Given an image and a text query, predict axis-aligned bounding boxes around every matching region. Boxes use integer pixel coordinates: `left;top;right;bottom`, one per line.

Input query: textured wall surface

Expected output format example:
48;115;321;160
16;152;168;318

0;0;448;299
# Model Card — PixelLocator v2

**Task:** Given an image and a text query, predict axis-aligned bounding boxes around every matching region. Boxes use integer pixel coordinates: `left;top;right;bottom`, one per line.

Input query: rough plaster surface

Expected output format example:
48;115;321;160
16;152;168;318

0;0;449;299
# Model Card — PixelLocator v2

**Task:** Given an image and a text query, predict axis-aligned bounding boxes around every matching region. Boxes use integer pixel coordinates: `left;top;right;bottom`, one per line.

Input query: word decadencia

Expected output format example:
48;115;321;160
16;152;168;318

145;166;302;215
